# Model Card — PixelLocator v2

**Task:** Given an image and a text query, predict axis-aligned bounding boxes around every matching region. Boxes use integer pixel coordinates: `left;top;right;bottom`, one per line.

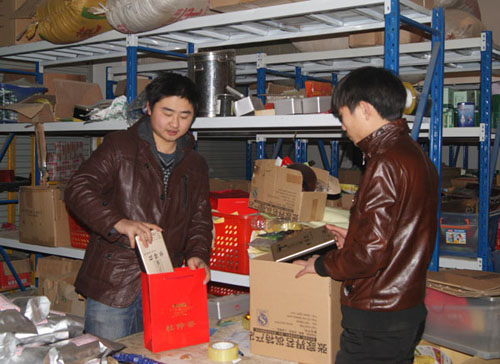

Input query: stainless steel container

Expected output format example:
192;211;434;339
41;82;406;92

188;50;236;117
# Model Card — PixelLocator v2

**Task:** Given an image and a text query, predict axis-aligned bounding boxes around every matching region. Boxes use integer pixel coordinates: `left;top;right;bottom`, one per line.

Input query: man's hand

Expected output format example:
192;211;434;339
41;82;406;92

187;257;211;285
113;219;162;249
325;224;347;249
294;255;319;278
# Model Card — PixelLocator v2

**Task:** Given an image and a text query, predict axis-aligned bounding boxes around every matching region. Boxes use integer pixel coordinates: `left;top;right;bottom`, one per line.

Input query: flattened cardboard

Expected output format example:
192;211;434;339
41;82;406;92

136;230;174;274
19;186;71;247
250;253;341;364
249;159;330;221
426;269;500;297
53;79;103;119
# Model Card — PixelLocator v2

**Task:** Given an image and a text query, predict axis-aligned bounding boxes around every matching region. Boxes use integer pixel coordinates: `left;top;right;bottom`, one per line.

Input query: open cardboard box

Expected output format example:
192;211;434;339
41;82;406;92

249;159;333;221
250;253;341;364
0;80;103;122
0;94;55;123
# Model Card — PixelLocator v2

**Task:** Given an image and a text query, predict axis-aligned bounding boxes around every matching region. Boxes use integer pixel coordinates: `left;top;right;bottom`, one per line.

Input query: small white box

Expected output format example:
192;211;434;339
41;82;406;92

302;96;331;114
274;98;303;115
207;293;250;320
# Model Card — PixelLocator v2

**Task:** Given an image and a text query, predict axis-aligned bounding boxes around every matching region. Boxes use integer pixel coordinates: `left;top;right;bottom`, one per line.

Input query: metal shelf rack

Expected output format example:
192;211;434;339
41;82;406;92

0;0;498;280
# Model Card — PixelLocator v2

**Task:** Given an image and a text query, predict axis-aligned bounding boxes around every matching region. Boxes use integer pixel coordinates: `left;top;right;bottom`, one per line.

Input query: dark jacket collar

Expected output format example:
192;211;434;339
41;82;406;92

357;118;410;161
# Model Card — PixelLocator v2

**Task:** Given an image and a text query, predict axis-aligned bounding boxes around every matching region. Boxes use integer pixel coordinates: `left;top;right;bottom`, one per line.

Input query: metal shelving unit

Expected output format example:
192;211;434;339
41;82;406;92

0;0;498;279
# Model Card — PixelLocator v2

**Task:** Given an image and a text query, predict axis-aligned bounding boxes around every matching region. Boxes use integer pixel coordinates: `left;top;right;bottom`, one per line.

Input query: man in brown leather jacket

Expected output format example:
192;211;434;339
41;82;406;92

64;72;213;340
295;67;438;363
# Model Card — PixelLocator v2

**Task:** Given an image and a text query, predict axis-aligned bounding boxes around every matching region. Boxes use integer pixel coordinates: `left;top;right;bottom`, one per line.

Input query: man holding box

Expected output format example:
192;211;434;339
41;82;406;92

295;67;439;363
65;72;213;340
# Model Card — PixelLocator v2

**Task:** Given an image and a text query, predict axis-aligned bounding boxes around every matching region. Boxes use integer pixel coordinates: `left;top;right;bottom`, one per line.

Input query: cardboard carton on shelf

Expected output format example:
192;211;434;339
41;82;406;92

0;251;31;290
2;72;87;96
249;159;330;222
19;185;71;247
348;0;432;48
250;253;341;364
114;77;151;97
0;80;103;123
36;256;85;317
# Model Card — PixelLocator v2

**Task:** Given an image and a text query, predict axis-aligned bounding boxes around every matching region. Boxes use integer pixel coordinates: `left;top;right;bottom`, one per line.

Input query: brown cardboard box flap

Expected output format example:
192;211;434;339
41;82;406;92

427;269;500;297
0;94;56;123
53;79;103;119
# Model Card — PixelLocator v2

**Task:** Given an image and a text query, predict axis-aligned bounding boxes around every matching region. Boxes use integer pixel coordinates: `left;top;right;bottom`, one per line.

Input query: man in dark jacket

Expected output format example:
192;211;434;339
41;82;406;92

295;67;439;363
65;72;213;340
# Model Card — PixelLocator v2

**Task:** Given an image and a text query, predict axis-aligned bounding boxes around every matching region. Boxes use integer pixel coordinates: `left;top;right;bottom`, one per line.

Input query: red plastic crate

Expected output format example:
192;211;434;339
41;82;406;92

207;282;249;296
210;211;256;275
68;214;90;249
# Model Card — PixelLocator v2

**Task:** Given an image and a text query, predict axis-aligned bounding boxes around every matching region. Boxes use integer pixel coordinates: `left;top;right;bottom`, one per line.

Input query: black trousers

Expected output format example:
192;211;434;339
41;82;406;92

335;321;426;364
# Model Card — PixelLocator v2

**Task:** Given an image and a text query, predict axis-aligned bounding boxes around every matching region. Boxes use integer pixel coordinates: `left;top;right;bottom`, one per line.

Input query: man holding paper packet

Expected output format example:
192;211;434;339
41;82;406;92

65;72;213;340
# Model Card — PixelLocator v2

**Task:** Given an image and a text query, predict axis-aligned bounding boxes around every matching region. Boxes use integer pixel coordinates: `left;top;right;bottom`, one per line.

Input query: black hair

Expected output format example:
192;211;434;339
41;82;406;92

331;66;406;121
145;72;201;116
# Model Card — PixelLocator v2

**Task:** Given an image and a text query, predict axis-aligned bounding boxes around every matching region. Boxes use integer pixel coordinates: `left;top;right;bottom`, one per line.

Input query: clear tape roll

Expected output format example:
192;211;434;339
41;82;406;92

403;81;417;115
208;341;239;362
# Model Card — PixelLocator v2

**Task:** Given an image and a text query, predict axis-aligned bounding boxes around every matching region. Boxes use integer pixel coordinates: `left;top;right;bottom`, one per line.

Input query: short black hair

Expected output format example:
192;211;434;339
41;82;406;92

331;66;406;121
145;72;201;116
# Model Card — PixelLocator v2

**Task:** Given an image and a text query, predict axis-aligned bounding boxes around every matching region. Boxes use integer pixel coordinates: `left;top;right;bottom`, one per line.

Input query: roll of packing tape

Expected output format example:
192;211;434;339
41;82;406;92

208;341;239;362
403;81;417;115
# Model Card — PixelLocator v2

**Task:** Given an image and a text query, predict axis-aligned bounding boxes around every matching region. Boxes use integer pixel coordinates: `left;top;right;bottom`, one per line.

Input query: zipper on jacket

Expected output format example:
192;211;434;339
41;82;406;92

182;175;188;207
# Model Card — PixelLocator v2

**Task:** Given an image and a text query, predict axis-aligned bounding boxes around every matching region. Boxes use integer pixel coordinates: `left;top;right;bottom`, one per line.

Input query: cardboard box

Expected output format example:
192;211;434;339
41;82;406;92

250;253;341;364
36;256;85;317
53;79;103;119
114;77;151;97
19;185;71;247
326;193;354;210
0;0;42;46
2;72;87;96
426;269;500;298
207;293;249;320
0;79;102;122
0;94;56;123
249;159;328;221
0;252;31;290
451;176;479;189
348;0;431;48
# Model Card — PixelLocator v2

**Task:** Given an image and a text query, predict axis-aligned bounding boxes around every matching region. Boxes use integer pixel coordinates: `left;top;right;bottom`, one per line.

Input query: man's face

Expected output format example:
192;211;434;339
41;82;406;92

338;105;366;145
147;96;194;153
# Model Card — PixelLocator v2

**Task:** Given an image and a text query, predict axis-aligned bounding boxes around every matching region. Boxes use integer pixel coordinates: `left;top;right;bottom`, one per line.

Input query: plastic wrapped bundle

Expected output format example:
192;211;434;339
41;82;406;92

26;0;112;44
105;0;209;33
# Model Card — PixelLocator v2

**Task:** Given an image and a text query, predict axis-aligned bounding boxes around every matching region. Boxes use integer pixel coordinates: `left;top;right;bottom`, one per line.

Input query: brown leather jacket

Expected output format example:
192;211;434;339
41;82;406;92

64;117;213;307
318;119;438;311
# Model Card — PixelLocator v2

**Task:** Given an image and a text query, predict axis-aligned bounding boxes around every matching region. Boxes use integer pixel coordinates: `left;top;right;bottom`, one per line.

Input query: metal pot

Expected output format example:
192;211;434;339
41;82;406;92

188;49;236;117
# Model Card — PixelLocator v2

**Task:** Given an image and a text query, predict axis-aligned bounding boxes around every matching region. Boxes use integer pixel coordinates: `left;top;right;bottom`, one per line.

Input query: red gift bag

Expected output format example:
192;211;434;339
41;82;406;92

141;267;209;352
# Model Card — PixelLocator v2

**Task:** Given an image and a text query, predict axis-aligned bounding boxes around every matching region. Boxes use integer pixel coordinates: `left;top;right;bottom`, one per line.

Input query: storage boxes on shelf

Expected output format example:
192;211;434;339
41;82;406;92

0;83;47;123
0;251;31;290
424;287;500;359
439;212;500;258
